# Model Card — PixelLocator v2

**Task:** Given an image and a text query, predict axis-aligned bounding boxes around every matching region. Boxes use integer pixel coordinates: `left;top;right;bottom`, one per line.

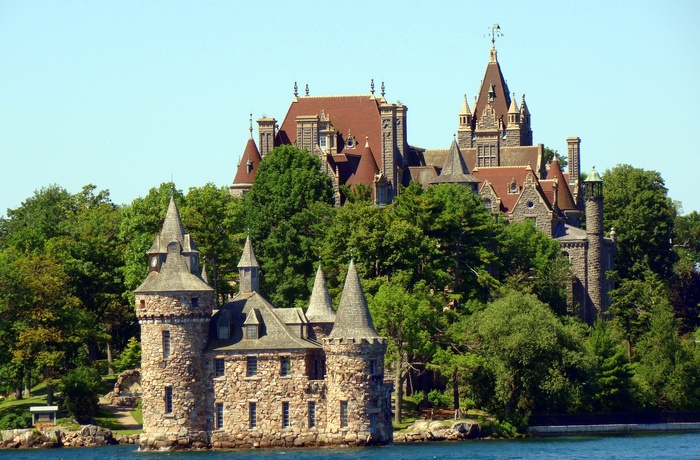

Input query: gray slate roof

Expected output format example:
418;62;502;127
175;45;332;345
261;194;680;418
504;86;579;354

430;139;480;185
237;236;259;268
209;292;320;351
147;197;199;254
135;250;213;293
328;260;379;339
305;265;336;323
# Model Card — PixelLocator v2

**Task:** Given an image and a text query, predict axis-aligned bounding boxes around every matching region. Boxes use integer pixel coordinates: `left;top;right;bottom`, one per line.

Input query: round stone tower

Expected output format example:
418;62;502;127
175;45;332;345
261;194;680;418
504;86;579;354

322;261;392;445
135;198;214;450
584;168;604;324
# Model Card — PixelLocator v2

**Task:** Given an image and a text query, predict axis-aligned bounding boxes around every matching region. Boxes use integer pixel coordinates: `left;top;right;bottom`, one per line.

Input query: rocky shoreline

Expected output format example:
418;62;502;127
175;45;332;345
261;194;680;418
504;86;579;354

0;419;481;449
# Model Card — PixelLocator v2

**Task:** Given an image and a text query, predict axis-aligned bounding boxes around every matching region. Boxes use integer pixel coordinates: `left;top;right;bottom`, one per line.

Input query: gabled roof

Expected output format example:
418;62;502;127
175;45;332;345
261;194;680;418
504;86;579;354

232;137;262;187
472;166;541;214
277;95;385;167
237;236;259;268
306;265;336;323
430;138;479;185
328;260;379;340
210;291;320;351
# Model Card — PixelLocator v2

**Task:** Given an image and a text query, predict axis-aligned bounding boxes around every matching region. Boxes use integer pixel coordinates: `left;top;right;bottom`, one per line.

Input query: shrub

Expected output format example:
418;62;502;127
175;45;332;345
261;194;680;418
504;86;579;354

427;389;453;408
60;366;102;423
0;411;32;430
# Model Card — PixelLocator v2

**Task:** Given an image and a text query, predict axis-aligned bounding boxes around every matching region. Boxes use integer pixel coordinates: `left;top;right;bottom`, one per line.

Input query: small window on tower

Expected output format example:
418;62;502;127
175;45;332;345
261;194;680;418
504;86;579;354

247;356;258;377
308;401;316;428
249;402;257;429
340;401;349;428
246;325;258;340
282;401;290;428
165;387;173;414
215;403;224;430
214;358;225;378
280;357;291;377
162;331;171;359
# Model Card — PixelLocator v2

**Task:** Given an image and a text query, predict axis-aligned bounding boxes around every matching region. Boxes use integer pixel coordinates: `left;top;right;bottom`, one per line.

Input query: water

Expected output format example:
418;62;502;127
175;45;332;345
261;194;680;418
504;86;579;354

2;433;700;460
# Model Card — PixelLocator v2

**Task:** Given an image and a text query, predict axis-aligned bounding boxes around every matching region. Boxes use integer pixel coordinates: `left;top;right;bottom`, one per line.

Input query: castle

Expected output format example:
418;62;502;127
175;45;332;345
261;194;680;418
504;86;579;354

231;40;616;323
135;199;393;450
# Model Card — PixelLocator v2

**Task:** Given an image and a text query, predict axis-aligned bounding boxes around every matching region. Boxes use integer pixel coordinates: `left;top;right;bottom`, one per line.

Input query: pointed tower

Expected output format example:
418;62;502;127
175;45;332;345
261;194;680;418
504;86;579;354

504;94;522;147
231;120;263;198
429;137;480;192
584;167;604;324
520;94;533;145
237;236;259;293
457;94;474;149
135;198;214;450
306;264;336;339
322;261;392;445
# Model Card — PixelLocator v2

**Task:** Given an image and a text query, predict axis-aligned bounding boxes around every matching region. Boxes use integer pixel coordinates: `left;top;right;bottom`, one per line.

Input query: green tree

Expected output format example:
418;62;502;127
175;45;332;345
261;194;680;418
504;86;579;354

498;221;571;314
113;336;142;373
543;147;568;170
243;146;335;306
603;165;677;281
367;278;443;424
469;291;591;417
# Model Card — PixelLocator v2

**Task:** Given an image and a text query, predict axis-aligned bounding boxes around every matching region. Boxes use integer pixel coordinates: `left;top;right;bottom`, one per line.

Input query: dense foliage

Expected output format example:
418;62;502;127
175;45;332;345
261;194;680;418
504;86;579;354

0;153;698;428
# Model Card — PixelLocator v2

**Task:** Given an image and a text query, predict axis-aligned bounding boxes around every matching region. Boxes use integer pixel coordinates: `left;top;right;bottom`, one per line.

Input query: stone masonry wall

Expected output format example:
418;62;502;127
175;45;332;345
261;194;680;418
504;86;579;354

137;292;213;450
205;350;331;448
323;338;393;445
510;182;553;236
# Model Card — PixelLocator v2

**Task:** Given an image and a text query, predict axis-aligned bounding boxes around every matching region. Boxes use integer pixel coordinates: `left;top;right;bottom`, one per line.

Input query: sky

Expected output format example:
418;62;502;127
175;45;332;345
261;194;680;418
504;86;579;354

1;1;699;218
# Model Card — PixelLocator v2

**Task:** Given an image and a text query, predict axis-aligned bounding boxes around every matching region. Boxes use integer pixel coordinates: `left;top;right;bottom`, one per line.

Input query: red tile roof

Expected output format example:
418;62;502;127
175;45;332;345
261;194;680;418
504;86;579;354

232;137;262;185
472;166;547;214
474;55;512;129
277;95;384;168
346;141;379;187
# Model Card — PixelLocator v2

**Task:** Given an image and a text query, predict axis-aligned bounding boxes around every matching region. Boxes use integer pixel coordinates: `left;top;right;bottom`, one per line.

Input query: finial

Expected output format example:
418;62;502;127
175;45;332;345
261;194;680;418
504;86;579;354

381;81;385;98
249;112;253;137
370;78;375;95
305;83;309;96
294;81;298;97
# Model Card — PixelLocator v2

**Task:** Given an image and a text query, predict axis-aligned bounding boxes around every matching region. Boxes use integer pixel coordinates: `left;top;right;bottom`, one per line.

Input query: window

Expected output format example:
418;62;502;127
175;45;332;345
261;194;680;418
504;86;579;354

191;297;199;308
308;401;316;428
340;401;348;428
282;402;290;428
214;358;225;378
139;299;145;308
246;325;258;340
280;357;291;377
165;387;173;414
162;331;171;359
369;359;377;376
249;402;257;429
218;321;230;340
246;356;257;377
215;403;224;430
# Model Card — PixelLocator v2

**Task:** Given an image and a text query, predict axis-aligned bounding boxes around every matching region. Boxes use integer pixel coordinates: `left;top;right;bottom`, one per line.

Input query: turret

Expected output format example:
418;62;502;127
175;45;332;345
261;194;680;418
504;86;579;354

237;236;259;293
457;94;474;149
135;198;214;450
305;264;336;339
322;261;392;445
584;167;604;324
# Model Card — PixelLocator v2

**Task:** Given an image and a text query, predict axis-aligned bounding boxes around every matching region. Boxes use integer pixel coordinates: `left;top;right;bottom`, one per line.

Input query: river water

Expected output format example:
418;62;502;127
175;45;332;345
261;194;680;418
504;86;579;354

2;433;700;460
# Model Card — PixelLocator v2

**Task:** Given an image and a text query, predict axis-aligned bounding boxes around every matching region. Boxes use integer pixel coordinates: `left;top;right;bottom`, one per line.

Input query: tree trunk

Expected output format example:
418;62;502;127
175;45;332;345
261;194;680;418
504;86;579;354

106;341;115;375
23;372;31;398
47;384;54;406
453;368;460;418
394;362;405;425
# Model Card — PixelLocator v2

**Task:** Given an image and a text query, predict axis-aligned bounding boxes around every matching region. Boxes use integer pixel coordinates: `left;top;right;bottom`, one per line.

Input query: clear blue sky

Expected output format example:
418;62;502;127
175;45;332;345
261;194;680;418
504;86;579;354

1;1;698;217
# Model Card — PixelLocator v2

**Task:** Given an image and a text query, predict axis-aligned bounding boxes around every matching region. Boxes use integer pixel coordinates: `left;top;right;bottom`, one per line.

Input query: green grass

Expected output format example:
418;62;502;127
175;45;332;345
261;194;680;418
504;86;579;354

131;401;142;425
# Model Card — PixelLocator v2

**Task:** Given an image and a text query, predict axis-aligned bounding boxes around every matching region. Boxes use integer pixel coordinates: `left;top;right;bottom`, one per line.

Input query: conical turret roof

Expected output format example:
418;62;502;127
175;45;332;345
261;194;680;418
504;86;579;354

430;138;480;185
306;265;336;323
328;260;379;339
232;137;262;186
347;138;380;187
237;236;259;268
460;94;472;116
146;197;199;254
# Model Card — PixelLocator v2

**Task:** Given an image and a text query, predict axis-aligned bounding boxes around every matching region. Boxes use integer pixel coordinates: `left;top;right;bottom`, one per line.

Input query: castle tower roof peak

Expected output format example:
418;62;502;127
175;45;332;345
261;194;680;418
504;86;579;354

328;260;379;339
306;264;336;323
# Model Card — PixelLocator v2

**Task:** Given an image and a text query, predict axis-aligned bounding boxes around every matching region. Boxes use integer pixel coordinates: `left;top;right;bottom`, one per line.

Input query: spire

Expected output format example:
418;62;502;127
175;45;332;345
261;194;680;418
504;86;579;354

237;236;259;293
160;197;186;247
488;23;502;63
520;94;530;117
237;236;259;269
231;128;262;189
508;94;519;114
429;138;480;188
306;264;336;323
460;94;472;117
328;260;379;339
475;24;511;129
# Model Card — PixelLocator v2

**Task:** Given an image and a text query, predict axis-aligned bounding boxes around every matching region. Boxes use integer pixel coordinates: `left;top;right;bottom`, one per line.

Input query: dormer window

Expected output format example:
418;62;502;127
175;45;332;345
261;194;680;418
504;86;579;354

246;325;258;340
217;317;230;340
507;180;519;195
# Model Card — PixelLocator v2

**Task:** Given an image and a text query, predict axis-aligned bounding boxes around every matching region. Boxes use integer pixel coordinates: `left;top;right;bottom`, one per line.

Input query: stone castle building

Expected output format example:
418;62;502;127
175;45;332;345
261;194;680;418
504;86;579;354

135;199;393;450
230;41;615;323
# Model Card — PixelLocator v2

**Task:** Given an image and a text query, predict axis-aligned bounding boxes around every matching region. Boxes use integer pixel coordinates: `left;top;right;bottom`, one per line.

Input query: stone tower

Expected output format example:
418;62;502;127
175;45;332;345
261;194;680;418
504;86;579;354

584;168;604;323
322;261;392;445
135;197;214;450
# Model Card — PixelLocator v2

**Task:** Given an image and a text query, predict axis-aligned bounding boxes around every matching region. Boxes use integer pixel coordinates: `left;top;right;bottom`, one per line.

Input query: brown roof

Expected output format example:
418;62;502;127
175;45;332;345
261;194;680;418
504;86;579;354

277;95;384;167
474;49;512;129
430;139;479;185
542;159;577;211
346;141;379;187
472;166;540;214
232;137;262;186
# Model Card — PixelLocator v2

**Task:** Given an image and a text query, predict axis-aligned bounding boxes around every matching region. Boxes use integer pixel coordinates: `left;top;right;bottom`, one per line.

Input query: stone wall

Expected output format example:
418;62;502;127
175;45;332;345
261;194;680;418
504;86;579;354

510;179;554;236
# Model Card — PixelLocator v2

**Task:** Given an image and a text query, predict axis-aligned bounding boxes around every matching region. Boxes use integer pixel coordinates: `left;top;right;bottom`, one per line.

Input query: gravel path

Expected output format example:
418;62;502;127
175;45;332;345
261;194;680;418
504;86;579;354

99;396;141;431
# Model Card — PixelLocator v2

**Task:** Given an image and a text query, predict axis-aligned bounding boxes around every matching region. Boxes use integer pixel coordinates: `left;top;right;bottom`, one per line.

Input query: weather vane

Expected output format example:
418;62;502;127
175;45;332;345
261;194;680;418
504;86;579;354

486;23;503;48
